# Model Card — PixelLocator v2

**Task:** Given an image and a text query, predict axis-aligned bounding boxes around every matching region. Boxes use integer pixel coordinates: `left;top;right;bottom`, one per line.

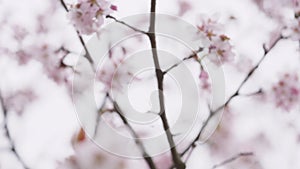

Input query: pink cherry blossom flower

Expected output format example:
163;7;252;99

208;35;235;65
197;16;235;65
269;73;300;111
68;0;117;35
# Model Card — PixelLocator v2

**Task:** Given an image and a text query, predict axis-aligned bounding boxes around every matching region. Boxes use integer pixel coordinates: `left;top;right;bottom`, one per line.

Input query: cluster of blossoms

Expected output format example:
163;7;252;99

14;44;73;84
253;0;300;41
268;73;300;111
68;0;117;35
0;26;73;85
197;16;234;65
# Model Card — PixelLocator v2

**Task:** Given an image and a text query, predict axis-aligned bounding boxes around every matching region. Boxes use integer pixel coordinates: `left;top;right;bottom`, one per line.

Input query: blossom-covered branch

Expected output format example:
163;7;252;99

60;0;95;67
0;94;30;169
181;34;285;158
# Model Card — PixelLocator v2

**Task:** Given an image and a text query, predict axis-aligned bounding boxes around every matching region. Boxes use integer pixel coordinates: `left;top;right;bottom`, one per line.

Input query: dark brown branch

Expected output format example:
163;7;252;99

107;95;157;169
60;0;95;68
93;93;109;139
238;89;263;97
163;47;203;74
211;152;254;169
106;15;148;34
0;95;30;169
147;0;185;169
181;35;285;158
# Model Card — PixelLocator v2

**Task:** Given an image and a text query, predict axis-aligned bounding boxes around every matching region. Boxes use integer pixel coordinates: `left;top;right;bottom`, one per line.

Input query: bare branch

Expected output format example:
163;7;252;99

107;95;157;169
106;15;148;34
211;152;254;169
93;93;109;139
147;0;185;168
163;47;204;74
0;94;30;169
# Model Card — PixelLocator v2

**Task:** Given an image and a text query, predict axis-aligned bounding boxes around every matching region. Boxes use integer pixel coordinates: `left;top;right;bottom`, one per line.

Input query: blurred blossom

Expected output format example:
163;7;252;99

24;44;73;84
253;0;300;41
177;0;192;16
96;52;132;93
3;89;36;115
234;56;253;73
197;16;234;65
68;0;117;35
268;73;300;111
58;141;126;169
284;18;300;40
153;153;172;169
11;25;28;43
199;69;211;92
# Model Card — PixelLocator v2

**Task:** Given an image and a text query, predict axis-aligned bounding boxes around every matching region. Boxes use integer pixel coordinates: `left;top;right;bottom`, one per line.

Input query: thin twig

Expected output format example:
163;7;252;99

238;89;263;97
93;93;109;139
147;0;185;168
211;152;254;169
106;15;148;34
0;95;30;169
107;95;157;169
181;35;285;158
60;0;95;69
163;47;203;74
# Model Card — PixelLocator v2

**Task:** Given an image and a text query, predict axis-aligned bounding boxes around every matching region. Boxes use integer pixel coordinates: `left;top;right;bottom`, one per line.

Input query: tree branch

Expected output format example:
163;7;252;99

163;47;203;74
181;35;285;158
211;152;254;169
93;93;109;139
60;0;95;69
107;95;157;169
0;95;30;169
147;0;185;169
106;15;148;34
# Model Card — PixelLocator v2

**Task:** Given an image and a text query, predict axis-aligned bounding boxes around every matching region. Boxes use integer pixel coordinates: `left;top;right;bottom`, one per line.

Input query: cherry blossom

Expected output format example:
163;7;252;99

207;35;235;65
268;73;300;111
196;16;234;65
68;0;117;35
